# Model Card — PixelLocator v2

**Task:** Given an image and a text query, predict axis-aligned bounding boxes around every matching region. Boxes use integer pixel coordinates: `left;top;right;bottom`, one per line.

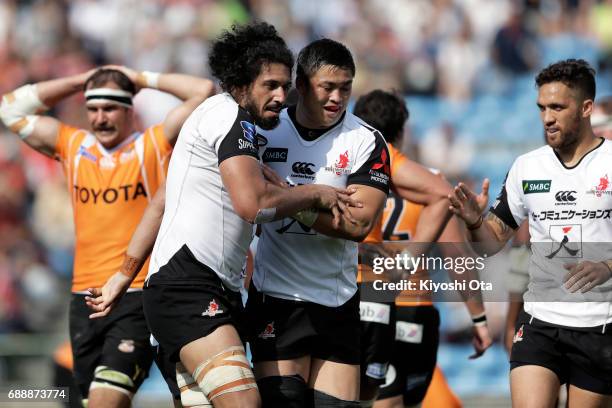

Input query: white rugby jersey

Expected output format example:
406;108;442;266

491;139;612;327
253;107;390;307
147;93;259;291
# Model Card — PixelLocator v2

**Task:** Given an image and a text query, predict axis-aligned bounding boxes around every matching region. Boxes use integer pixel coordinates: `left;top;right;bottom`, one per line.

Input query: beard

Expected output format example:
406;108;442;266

244;96;281;130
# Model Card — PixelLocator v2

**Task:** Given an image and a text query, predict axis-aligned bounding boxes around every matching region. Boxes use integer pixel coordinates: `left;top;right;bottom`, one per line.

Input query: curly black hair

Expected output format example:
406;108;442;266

84;69;135;94
209;22;294;92
535;59;596;100
353;90;408;145
296;39;355;84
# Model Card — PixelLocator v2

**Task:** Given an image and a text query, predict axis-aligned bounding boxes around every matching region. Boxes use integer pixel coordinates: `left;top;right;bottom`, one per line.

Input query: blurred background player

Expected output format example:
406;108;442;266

246;39;390;408
0;65;214;407
353;90;492;408
449;59;612;408
87;23;358;408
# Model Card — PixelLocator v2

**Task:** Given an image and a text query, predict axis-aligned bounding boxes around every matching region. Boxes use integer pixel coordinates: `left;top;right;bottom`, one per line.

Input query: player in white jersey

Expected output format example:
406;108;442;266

449;59;612;408
245;39;391;408
86;24;359;408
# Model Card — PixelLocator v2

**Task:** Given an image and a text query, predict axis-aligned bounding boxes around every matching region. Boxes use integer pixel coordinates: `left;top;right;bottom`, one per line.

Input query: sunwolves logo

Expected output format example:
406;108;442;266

202;299;223;317
258;322;275;339
513;324;524;343
522;180;551;194
595;174;609;197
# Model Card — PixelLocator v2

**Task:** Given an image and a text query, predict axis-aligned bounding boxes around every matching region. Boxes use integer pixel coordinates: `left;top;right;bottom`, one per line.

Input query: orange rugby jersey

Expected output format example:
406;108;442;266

54;123;171;292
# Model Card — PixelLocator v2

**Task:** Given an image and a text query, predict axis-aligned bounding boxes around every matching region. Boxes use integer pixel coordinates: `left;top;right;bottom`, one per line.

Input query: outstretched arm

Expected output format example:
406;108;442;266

86;182;166;318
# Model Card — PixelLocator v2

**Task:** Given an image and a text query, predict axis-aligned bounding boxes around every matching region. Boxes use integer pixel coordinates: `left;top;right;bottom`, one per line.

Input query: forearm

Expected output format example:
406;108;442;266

144;72;215;101
310;211;372;241
36;74;88;107
408;198;452;256
249;183;317;223
466;213;509;256
122;191;166;278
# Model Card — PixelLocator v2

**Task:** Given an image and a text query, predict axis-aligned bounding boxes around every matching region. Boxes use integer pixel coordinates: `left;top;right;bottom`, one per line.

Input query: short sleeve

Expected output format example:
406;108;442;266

215;107;259;165
347;130;391;194
54;123;82;163
149;124;173;157
490;160;526;229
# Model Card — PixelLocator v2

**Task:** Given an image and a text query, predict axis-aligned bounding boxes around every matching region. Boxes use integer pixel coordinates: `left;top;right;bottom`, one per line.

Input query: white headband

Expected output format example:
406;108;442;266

84;88;133;108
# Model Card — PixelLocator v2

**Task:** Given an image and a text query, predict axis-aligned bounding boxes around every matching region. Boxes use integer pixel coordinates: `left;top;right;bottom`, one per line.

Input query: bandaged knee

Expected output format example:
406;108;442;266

192;346;257;401
176;362;211;407
0;84;47;139
89;365;135;398
258;375;308;408
310;389;361;408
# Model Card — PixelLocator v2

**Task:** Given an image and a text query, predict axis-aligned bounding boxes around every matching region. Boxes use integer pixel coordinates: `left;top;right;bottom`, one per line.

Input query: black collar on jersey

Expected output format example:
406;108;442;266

553;137;604;170
287;105;345;141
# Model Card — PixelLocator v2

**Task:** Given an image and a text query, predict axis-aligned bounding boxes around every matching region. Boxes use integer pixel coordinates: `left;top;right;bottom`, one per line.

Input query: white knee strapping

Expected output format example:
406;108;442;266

176;362;211;407
192;346;257;401
89;365;135;399
0;84;46;139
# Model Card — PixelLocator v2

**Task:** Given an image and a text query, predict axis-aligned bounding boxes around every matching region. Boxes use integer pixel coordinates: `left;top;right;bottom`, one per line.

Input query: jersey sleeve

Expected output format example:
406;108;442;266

347;131;391;194
389;144;408;177
215;108;259;165
54;123;81;162
489;160;526;230
149;124;173;157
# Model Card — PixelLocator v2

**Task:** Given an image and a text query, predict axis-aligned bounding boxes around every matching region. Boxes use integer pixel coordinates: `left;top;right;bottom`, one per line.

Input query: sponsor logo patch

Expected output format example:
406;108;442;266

522;179;551;194
240;121;257;143
359;301;391;325
395;321;423;344
262;148;288;163
554;191;577;205
547;224;582;259
291;161;316;178
365;363;388;379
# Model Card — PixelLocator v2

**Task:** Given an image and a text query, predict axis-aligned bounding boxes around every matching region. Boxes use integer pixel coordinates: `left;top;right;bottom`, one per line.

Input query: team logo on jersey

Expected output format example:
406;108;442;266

202;299;223;317
262;148;288;163
258;322;276;339
554;191;577;206
119;149;136;164
118;339;135;353
547;225;582;259
587;174;611;197
240;121;257;143
513;325;524;343
522;179;551;194
325;150;352;175
100;155;116;169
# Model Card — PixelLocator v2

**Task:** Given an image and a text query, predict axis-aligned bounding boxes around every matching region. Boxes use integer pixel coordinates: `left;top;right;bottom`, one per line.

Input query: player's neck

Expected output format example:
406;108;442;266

554;131;601;167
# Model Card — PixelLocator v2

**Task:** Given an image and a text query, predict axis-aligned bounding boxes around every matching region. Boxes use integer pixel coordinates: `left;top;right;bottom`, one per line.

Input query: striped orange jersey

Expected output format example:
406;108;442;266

54;123;171;292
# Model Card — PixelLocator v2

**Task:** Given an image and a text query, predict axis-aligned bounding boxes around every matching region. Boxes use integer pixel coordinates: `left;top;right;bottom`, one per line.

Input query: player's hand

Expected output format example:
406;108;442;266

261;164;288;188
85;271;132;318
102;65;142;92
563;261;612;293
312;185;362;228
448;182;482;226
475;178;490;214
469;324;493;359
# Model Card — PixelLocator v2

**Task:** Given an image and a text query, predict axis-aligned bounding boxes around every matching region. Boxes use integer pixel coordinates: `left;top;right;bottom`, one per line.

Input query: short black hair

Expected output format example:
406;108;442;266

209;22;294;92
353;90;408;144
296;39;355;83
535;59;596;100
84;69;135;94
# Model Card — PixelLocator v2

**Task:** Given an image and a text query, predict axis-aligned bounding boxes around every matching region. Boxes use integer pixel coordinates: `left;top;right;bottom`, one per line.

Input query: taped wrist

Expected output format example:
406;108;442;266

292;208;319;227
119;255;145;279
0;84;47;139
137;71;161;89
471;312;488;327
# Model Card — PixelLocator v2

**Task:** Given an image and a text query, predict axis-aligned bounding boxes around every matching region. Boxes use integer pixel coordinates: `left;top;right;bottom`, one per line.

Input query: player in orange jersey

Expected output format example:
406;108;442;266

0;66;214;408
354;90;492;408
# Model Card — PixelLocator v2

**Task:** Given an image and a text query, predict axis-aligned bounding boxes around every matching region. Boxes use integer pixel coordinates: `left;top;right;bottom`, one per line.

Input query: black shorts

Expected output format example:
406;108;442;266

359;301;396;387
69;292;153;398
510;310;612;395
378;305;440;405
143;244;246;363
246;285;361;365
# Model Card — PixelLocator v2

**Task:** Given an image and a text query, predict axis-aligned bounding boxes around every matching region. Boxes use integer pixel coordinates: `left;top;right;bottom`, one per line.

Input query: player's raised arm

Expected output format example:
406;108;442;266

86;182;166;318
0;69;95;156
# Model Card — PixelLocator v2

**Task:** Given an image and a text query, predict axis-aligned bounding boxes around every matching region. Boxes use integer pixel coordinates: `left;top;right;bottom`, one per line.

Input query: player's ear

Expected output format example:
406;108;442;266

582;98;593;119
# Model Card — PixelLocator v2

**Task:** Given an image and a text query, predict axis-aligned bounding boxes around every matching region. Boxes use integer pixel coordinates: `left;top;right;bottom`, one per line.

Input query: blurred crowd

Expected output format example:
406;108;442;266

1;0;612;337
